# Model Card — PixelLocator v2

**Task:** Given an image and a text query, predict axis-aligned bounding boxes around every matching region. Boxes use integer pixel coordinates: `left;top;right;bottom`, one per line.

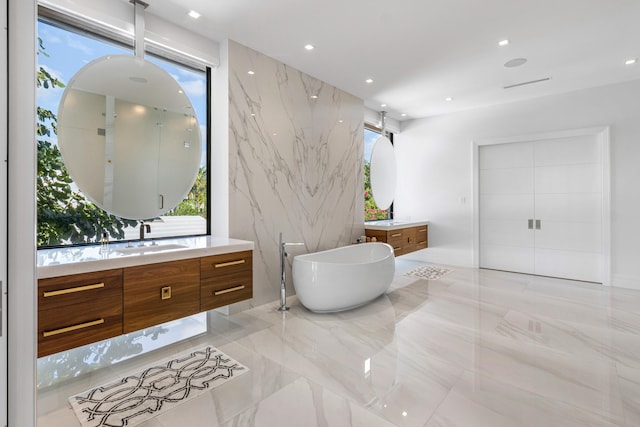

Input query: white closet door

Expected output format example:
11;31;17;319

479;134;603;283
479;142;535;274
533;135;602;282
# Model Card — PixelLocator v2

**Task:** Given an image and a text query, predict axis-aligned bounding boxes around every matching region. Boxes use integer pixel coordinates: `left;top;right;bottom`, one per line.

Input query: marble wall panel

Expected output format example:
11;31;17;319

227;41;364;308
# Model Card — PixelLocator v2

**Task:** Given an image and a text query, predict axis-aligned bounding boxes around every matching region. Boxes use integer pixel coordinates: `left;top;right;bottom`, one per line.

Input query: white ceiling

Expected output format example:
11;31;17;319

144;0;640;121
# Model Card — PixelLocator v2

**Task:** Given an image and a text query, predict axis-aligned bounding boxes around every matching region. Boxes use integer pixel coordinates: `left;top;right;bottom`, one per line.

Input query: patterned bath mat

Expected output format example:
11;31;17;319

69;346;248;427
404;265;452;280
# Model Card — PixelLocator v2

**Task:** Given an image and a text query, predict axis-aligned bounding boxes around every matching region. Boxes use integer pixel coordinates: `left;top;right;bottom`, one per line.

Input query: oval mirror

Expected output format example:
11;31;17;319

57;55;202;220
369;135;397;210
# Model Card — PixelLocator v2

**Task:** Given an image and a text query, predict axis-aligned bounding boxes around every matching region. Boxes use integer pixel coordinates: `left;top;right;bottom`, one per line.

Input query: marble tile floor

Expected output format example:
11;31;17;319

38;259;640;426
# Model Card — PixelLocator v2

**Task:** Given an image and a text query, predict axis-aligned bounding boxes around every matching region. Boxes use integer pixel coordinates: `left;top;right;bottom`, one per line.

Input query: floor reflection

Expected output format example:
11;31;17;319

38;260;640;427
37;312;206;389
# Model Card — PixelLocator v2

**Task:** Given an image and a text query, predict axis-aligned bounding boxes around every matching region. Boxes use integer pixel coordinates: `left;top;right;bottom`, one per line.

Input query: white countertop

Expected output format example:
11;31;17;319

37;236;254;279
364;220;429;231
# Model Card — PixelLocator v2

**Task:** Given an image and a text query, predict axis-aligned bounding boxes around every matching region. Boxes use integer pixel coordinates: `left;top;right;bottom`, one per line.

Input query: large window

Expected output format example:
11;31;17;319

364;126;392;220
37;18;209;247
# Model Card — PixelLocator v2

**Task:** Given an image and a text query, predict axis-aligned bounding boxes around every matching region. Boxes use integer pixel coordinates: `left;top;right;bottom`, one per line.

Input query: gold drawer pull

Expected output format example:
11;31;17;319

214;259;245;268
214;285;245;296
418;241;427;245
391;233;402;237
418;228;427;232
161;286;172;300
43;318;105;338
43;282;105;298
393;247;402;250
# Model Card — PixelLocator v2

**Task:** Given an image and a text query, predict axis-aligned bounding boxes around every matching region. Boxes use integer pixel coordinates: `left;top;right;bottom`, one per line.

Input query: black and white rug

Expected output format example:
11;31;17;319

69;346;248;427
404;265;452;280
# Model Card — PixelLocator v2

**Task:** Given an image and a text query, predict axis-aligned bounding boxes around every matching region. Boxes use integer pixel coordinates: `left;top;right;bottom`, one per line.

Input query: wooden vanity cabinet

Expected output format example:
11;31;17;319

37;269;123;358
38;250;253;356
123;258;200;333
365;225;428;256
200;250;253;311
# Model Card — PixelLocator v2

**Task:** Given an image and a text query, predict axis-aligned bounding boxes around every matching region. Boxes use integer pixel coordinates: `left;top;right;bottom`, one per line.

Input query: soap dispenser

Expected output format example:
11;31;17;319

100;231;110;253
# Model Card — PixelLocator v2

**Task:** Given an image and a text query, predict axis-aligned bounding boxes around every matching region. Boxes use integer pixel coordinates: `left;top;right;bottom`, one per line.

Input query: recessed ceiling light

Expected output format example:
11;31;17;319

310;95;318;99
338;119;344;123
504;57;527;68
365;78;374;84
498;39;510;46
304;44;315;51
380;103;387;107
625;58;637;65
188;10;201;19
401;113;407;117
445;97;453;102
247;70;255;75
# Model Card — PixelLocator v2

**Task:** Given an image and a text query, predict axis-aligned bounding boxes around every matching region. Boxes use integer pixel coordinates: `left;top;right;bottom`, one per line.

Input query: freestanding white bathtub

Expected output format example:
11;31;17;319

292;242;395;313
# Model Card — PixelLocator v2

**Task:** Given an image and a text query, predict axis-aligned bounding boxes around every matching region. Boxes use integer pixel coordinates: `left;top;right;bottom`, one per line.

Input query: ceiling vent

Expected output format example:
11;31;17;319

504;77;551;89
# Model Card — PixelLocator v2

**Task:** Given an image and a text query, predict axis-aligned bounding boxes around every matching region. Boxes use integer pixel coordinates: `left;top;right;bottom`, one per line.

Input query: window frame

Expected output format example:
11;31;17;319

36;10;212;248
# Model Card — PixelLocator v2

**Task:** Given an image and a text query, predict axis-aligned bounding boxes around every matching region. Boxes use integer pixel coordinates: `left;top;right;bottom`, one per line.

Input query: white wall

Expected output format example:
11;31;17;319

8;0;38;425
0;1;8;424
211;40;230;238
395;78;640;289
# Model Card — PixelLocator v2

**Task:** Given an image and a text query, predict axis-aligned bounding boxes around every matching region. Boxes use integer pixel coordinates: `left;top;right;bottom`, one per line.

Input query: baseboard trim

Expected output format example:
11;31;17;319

611;274;640;290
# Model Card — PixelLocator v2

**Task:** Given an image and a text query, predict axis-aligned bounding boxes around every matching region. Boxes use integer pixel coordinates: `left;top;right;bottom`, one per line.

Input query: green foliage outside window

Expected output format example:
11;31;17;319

165;166;207;217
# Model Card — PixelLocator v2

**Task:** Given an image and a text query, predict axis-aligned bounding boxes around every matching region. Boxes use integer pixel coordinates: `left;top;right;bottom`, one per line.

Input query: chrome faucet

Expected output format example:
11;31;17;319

139;222;151;244
278;232;305;312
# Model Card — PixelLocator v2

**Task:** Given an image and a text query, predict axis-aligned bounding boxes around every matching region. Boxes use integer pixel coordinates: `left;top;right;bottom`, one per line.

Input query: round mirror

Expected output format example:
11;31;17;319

57;55;202;220
369;135;397;210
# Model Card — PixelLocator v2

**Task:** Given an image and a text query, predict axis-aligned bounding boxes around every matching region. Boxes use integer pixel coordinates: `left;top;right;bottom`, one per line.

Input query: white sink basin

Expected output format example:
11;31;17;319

115;243;188;254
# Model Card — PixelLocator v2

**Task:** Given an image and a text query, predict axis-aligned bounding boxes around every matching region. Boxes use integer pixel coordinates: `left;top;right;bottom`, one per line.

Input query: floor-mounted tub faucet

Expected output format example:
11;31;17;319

278;232;304;312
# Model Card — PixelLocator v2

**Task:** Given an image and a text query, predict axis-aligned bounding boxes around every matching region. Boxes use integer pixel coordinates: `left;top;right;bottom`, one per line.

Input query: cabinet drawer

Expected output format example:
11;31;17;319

38;269;122;311
38;294;122;357
201;271;252;311
201;250;252;280
392;246;406;256
416;226;428;248
386;230;405;245
123;259;200;333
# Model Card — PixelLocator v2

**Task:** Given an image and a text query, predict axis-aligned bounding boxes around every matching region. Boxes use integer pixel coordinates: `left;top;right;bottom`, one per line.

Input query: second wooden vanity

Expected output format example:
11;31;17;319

37;237;253;357
365;220;429;256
